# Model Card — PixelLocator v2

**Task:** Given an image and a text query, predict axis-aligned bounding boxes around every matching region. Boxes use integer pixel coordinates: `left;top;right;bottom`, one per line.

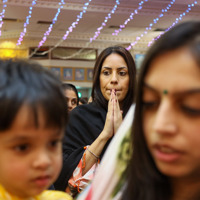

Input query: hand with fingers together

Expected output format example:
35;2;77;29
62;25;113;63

101;89;123;140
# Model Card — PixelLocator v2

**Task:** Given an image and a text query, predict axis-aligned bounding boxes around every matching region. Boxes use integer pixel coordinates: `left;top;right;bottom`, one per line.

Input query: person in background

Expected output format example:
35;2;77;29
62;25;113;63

0;59;71;200
79;97;88;105
87;96;93;103
62;83;79;112
76;105;135;200
54;46;136;197
123;21;200;200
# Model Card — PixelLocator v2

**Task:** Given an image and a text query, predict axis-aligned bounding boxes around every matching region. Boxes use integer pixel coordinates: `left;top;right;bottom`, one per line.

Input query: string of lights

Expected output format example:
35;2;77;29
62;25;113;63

90;0;120;42
57;0;121;59
26;0;198;59
62;0;92;41
37;0;65;48
29;0;92;58
29;0;65;58
16;0;37;46
126;0;176;51
43;0;120;59
0;0;8;36
60;0;121;59
148;0;198;47
112;0;148;36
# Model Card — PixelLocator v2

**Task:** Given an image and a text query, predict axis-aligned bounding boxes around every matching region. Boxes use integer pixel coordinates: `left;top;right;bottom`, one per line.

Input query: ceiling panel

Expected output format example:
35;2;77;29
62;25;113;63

0;0;200;55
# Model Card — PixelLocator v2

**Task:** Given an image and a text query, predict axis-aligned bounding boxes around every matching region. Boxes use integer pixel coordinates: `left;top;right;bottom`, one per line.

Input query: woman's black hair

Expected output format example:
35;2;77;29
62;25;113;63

91;46;136;117
123;21;200;200
79;97;87;104
61;83;79;105
0;59;68;131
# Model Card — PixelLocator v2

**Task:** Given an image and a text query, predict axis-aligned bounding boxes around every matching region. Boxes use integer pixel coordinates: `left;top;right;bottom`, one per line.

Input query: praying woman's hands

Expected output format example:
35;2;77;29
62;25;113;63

101;89;123;140
82;89;123;175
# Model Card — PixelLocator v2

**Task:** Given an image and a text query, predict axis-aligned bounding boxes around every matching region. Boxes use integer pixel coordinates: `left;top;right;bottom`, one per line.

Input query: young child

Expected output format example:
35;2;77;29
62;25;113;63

0;59;72;200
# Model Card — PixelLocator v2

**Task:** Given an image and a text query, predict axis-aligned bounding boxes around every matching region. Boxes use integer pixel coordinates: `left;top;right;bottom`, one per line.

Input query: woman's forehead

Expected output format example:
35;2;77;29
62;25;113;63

145;48;200;89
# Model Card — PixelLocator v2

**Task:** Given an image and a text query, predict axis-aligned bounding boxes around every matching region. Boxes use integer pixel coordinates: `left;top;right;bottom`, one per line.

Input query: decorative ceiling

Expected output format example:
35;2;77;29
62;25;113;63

0;0;200;55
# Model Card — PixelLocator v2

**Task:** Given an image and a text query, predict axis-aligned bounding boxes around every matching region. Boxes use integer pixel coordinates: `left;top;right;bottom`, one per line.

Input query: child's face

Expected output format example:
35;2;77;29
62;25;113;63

143;47;200;180
0;105;64;198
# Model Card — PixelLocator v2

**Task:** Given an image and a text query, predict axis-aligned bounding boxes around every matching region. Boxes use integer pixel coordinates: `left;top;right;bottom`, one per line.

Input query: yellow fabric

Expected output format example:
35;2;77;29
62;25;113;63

0;184;72;200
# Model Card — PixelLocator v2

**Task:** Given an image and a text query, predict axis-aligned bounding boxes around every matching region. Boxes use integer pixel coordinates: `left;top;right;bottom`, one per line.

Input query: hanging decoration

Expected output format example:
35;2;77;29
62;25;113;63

126;0;176;51
0;0;7;36
29;0;65;57
62;0;92;41
90;0;120;42
16;0;37;46
30;0;92;58
112;0;148;36
148;1;198;47
52;0;120;59
38;0;65;48
25;0;198;59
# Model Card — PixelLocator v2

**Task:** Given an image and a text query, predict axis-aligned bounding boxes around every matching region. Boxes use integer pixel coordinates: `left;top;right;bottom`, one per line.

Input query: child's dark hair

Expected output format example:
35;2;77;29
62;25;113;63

0;59;68;131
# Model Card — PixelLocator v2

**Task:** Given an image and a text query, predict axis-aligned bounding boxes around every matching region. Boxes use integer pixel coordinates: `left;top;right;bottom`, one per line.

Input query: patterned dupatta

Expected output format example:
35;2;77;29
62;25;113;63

77;105;135;200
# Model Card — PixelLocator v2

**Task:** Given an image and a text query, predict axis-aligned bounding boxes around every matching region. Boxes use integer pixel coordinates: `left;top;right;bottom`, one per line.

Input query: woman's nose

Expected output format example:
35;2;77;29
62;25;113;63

110;72;118;84
153;100;178;135
67;100;72;108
